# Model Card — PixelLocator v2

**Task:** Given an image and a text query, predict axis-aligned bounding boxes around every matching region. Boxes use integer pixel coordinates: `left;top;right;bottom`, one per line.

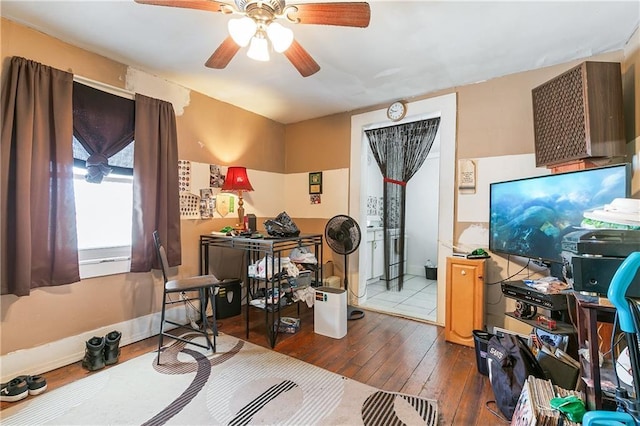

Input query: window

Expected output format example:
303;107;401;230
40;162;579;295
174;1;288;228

73;138;134;279
71;79;136;279
71;78;179;276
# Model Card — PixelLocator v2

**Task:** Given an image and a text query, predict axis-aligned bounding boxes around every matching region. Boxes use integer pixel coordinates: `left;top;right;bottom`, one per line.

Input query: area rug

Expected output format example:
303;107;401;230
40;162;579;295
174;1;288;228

1;332;438;425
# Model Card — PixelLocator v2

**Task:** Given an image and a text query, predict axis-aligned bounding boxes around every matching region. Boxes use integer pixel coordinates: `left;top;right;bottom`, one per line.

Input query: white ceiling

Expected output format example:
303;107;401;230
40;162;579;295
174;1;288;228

2;1;639;124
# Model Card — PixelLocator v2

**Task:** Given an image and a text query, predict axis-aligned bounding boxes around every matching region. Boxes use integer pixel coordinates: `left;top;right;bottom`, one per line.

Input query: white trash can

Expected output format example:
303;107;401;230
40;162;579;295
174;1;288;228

314;286;347;339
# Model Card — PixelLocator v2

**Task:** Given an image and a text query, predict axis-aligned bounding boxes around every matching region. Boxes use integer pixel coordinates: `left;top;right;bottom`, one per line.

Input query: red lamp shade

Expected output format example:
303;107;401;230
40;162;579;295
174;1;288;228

222;167;254;192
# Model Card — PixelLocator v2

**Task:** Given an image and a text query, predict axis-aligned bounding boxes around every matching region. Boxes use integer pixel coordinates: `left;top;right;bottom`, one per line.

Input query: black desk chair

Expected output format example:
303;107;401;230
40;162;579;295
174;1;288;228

152;231;239;365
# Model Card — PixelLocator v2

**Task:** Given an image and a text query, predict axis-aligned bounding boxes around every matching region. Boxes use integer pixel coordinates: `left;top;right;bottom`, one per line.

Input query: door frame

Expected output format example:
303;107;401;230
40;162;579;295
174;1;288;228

348;93;457;325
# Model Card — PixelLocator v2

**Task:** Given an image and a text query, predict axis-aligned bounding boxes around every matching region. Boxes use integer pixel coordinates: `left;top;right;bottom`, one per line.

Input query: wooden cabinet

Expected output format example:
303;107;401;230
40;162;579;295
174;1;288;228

532;61;625;167
445;257;485;347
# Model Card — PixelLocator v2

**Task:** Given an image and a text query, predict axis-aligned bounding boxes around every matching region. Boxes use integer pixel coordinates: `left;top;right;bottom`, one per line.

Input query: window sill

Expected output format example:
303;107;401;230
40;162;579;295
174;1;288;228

79;246;131;279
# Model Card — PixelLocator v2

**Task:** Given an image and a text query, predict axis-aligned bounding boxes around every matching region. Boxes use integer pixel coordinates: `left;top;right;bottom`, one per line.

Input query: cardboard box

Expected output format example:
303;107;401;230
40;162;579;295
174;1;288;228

322;261;342;288
323;276;341;288
322;261;334;277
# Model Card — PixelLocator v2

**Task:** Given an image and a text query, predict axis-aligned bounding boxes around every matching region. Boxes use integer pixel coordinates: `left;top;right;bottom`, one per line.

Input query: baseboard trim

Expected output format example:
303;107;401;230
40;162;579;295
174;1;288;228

0;305;189;383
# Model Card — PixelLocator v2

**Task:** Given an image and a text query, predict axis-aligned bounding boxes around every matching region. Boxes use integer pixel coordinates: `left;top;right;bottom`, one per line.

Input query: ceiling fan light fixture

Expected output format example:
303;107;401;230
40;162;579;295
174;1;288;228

136;0;371;76
266;22;293;53
228;17;257;47
247;33;270;61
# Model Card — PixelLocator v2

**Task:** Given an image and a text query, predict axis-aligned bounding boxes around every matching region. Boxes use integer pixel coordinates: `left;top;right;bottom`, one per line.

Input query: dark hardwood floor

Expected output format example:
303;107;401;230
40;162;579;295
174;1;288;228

1;306;504;425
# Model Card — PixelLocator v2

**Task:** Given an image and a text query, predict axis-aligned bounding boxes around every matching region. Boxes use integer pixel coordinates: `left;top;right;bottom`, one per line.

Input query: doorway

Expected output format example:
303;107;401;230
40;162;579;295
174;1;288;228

359;138;440;322
348;93;457;326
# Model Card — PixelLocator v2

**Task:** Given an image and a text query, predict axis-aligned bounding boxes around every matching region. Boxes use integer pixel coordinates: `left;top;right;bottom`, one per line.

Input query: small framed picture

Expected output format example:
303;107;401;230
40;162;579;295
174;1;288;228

309;172;322;194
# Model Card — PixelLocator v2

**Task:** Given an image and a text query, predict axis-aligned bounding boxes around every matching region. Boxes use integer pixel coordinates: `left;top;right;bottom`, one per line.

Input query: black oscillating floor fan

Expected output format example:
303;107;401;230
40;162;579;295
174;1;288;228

324;214;364;320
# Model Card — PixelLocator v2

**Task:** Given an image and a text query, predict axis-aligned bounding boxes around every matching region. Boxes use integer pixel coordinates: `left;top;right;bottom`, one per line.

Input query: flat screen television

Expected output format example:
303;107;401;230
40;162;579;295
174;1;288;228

489;163;631;266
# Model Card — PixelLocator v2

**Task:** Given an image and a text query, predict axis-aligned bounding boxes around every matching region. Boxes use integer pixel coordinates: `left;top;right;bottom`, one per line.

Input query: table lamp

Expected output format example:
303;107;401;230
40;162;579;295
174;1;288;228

222;166;254;230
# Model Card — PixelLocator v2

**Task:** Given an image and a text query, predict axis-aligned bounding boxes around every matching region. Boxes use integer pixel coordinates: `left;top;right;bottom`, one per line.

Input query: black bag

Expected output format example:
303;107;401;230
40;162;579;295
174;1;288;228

486;333;546;420
264;211;300;237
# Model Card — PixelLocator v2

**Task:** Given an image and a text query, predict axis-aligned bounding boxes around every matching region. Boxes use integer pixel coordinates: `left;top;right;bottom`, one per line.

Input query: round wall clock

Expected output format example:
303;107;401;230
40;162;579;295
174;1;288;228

386;101;407;121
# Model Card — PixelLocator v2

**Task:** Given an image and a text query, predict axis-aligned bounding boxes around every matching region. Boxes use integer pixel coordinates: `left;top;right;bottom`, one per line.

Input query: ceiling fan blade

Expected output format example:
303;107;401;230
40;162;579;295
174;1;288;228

205;36;241;69
134;0;228;13
283;40;320;77
287;2;371;27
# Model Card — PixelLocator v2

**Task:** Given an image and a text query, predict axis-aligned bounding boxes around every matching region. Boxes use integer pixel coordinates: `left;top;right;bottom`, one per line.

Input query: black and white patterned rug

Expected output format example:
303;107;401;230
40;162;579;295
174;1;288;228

2;333;438;425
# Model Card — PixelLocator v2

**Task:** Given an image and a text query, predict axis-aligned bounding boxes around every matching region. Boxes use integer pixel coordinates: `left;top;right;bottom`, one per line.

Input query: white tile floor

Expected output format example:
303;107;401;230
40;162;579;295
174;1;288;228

359;274;438;322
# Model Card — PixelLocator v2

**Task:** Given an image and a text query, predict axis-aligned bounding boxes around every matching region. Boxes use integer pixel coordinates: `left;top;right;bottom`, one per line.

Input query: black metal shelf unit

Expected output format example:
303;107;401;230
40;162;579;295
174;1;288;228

200;233;323;348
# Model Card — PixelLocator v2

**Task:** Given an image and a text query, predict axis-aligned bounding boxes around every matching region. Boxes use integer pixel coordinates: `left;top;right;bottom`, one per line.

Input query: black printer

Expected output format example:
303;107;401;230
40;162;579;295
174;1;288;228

562;229;640;297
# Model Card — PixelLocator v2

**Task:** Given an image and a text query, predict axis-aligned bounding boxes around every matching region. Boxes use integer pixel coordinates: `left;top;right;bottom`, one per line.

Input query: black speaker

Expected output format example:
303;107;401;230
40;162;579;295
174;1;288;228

572;256;640;297
246;214;256;232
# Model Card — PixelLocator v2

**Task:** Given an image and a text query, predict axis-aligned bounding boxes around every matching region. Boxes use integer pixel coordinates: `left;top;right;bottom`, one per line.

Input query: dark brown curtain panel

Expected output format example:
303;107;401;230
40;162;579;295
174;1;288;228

1;57;80;296
130;94;181;272
72;82;135;183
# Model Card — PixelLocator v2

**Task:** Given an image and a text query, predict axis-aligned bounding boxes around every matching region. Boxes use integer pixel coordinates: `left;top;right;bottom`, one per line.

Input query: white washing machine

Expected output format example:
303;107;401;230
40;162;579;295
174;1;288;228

314;286;347;339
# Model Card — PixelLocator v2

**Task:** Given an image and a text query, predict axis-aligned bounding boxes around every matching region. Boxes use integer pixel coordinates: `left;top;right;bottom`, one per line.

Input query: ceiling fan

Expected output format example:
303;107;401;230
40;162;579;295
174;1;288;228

134;0;371;77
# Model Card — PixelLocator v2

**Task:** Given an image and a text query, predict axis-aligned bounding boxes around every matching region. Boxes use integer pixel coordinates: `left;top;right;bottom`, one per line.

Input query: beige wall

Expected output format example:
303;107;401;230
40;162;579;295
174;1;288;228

2;16;638;357
285;48;636;243
178;90;285;173
284;43;638;333
284;113;351;173
0;19;284;355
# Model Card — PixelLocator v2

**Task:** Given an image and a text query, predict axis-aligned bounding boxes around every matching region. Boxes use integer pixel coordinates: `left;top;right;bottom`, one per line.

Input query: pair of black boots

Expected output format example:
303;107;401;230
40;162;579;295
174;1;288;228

82;330;121;371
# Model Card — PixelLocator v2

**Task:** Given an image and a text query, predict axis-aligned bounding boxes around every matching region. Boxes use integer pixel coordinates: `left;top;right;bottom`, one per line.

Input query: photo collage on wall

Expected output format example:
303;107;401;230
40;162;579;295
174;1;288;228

178;160;199;219
179;160;231;220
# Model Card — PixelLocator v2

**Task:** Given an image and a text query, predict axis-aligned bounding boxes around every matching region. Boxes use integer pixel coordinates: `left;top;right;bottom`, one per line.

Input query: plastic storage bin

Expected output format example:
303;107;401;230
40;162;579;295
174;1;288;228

473;329;494;376
314;286;347;339
215;281;241;319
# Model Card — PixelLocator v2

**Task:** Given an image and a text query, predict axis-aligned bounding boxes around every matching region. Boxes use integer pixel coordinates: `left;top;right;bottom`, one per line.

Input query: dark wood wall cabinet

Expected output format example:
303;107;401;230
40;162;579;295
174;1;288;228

532;61;626;167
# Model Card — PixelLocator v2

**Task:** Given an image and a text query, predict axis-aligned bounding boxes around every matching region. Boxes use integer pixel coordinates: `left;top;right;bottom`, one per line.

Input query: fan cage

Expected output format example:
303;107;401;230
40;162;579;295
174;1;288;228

325;215;362;256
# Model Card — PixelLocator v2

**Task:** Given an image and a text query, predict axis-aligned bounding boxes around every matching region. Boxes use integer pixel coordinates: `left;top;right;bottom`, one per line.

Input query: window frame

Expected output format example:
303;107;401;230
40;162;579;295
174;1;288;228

73;167;133;279
71;76;136;280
